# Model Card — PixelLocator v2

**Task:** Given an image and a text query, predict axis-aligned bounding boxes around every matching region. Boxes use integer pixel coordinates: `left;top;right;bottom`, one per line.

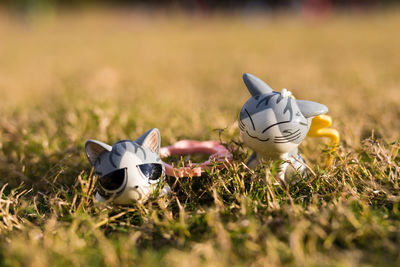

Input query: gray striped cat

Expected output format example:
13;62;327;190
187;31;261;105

85;128;170;204
239;73;328;182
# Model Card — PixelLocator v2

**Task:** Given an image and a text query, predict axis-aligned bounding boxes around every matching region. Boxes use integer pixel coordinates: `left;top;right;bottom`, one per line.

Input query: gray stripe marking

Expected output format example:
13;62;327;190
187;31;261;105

109;152;117;168
132;143;147;160
283;97;293;120
244;109;255;131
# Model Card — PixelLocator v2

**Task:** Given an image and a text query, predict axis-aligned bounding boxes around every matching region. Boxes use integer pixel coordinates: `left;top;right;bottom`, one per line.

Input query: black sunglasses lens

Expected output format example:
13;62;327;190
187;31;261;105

99;168;126;191
139;164;163;181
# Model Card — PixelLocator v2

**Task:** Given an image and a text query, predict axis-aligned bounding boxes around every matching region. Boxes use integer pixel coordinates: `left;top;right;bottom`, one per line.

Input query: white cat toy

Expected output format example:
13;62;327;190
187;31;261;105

239;73;329;183
85;128;171;204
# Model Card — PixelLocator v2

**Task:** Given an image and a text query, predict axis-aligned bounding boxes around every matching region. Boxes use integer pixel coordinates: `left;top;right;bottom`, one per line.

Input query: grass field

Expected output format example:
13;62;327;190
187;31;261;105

1;8;400;266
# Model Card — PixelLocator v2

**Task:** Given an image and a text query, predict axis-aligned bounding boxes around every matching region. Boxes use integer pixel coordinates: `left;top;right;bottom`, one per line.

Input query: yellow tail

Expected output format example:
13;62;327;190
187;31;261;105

307;115;340;164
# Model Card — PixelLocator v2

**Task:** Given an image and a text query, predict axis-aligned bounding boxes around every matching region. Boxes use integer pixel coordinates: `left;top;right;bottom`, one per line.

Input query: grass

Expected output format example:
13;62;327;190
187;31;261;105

1;7;400;266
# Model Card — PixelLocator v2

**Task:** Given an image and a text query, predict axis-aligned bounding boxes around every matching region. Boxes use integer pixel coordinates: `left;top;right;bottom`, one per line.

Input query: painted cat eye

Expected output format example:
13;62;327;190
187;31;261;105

138;163;163;182
98;168;127;192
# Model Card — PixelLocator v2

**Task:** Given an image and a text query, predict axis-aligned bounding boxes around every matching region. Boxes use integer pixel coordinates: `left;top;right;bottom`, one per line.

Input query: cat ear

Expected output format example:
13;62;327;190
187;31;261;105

85;140;112;165
243;73;274;96
135;128;161;154
296;100;328;118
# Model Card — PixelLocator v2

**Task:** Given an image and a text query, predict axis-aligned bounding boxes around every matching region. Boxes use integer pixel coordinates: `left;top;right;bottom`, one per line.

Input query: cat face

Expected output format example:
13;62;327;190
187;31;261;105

85;128;164;204
240;91;311;155
239;73;328;157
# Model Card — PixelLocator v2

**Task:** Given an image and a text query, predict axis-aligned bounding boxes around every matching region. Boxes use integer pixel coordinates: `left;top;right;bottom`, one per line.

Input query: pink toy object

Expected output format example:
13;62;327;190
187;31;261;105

160;140;232;177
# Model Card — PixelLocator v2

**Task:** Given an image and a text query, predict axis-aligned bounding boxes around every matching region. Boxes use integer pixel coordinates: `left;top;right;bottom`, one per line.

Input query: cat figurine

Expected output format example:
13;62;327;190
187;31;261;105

239;73;328;182
85;128;170;204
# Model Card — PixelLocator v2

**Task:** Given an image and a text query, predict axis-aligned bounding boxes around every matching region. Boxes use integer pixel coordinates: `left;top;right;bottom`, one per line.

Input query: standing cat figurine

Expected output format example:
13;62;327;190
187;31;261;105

85;128;170;204
239;73;328;182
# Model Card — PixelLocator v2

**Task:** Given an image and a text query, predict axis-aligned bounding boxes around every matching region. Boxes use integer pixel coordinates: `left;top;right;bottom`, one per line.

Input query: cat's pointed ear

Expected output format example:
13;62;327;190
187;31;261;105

296;100;328;118
243;73;274;96
85;140;112;165
136;128;161;154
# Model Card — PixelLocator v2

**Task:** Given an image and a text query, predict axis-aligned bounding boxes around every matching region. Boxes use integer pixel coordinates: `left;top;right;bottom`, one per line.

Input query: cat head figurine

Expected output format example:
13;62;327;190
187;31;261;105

239;73;328;158
85;128;167;204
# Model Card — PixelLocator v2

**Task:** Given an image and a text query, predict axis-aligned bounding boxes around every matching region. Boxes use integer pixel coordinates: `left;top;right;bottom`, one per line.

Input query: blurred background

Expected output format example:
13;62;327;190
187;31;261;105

0;0;399;184
0;0;396;14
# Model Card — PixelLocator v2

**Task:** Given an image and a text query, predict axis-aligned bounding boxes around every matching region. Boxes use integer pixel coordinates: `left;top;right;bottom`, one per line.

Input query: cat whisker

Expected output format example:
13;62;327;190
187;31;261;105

274;129;300;139
274;132;301;143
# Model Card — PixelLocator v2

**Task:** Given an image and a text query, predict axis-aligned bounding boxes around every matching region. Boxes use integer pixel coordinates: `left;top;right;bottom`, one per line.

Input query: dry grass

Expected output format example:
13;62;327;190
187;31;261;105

0;7;400;266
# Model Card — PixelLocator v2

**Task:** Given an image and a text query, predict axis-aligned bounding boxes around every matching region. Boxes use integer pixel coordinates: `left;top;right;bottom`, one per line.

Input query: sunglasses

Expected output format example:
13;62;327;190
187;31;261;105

97;163;163;198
